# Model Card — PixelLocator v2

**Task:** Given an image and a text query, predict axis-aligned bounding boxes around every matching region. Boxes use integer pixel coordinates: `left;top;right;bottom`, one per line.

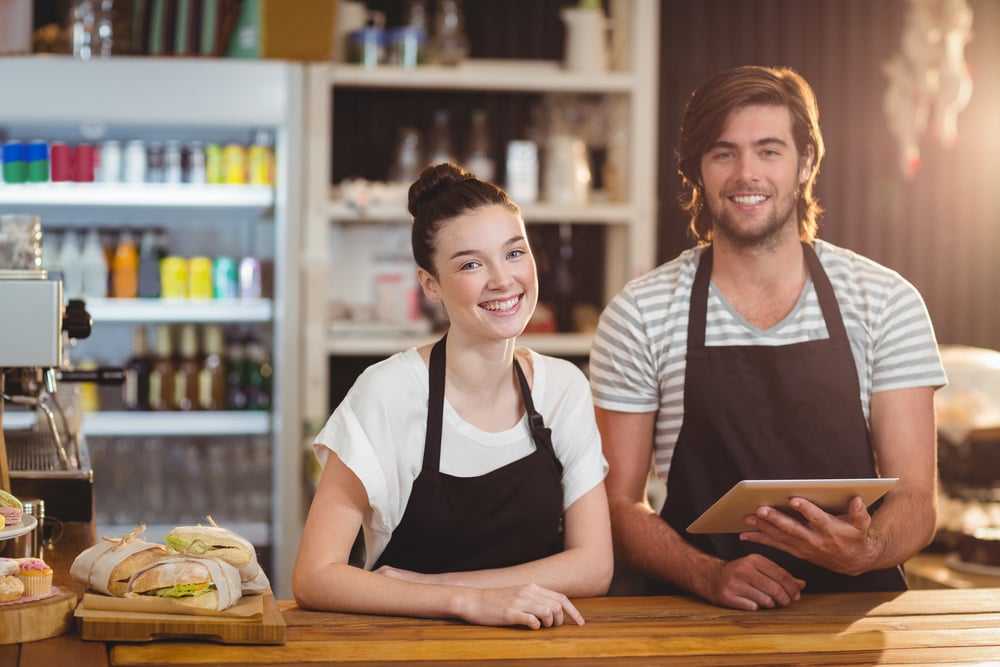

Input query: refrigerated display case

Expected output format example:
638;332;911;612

0;57;303;598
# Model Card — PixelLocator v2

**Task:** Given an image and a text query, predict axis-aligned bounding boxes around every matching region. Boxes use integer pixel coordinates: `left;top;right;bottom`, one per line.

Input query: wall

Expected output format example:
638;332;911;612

657;0;1000;350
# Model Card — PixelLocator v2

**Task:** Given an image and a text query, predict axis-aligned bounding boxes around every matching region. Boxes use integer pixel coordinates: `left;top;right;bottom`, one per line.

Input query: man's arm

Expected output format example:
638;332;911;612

596;407;804;610
742;386;937;574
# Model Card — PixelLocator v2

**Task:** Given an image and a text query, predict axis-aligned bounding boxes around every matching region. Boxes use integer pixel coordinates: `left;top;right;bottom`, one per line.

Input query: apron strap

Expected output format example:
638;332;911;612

424;335;448;471
513;356;554;455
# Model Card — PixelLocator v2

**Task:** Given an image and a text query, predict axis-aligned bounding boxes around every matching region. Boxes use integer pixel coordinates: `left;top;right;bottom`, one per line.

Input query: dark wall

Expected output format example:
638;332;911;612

657;0;1000;350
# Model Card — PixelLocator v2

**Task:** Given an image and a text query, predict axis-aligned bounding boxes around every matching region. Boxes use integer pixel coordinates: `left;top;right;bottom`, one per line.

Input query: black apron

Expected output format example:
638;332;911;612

652;243;905;594
374;336;564;573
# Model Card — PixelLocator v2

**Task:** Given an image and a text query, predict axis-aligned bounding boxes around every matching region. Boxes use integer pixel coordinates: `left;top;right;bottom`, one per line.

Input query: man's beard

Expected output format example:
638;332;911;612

710;190;799;251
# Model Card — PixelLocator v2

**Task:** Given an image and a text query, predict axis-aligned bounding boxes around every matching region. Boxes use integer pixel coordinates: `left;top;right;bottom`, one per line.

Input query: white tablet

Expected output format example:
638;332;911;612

685;478;899;534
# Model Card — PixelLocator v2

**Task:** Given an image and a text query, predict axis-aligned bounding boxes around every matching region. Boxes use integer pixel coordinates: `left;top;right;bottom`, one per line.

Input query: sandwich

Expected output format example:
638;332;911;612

70;537;169;597
165;522;268;593
126;557;242;610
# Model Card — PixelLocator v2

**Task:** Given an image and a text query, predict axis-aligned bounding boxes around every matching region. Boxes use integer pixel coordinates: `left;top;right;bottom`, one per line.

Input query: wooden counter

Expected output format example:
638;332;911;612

7;587;1000;666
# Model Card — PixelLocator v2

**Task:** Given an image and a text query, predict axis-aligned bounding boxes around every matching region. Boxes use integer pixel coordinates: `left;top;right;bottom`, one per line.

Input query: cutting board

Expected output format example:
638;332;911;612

0;587;77;645
76;593;285;644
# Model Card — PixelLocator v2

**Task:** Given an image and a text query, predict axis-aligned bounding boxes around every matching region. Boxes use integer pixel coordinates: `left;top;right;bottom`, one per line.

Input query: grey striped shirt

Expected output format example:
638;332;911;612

589;239;946;480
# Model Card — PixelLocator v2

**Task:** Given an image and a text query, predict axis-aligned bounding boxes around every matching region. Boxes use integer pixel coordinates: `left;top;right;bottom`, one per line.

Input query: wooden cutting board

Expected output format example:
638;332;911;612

76;593;285;645
0;587;77;645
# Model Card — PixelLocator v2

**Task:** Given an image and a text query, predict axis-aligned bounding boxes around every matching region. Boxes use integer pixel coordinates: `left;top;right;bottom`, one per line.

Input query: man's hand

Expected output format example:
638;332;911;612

739;496;877;576
706;554;806;611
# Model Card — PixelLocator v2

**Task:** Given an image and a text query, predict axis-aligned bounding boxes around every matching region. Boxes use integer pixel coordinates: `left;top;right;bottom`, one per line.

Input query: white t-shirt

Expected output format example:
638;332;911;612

590;239;947;481
314;347;608;569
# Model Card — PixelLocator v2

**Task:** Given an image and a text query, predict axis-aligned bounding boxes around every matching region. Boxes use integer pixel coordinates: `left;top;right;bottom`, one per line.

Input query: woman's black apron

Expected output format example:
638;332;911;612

651;243;905;594
374;336;564;573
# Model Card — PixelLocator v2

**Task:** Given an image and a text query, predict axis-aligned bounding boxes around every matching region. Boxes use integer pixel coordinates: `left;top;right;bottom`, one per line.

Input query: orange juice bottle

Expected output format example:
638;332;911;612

111;230;139;298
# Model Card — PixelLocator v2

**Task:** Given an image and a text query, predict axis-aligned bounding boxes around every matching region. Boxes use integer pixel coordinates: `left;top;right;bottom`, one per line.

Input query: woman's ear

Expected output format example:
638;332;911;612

417;267;441;303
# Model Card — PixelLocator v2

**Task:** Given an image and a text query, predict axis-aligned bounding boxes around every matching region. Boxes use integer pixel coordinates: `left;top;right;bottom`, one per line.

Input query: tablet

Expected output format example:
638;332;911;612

685;478;899;534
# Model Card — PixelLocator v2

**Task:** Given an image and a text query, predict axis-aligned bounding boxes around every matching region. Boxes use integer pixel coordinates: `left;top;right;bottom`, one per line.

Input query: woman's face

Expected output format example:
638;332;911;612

418;204;537;342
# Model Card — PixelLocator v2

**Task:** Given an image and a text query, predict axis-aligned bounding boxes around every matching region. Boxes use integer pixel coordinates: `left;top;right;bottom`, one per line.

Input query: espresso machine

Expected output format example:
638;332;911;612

0;266;100;521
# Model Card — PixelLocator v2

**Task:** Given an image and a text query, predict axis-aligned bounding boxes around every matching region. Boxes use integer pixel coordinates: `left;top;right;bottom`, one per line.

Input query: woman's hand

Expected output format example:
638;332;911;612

456;583;585;630
376;567;584;629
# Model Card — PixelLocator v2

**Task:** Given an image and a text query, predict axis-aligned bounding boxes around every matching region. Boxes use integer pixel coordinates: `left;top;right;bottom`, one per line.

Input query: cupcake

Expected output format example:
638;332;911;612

17;557;53;597
0;490;22;527
0;558;24;602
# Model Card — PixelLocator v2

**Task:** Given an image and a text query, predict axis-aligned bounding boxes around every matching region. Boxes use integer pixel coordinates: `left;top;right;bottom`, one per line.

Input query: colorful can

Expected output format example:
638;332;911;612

247;143;273;186
186;141;207;184
160;256;189;299
98;140;122;183
238;257;262;299
212;256;239;298
164;140;183;184
26;140;49;183
188;256;214;299
123;139;147;183
205;143;223;184
73;143;96;182
2;141;27;184
50;142;73;182
222;143;247;184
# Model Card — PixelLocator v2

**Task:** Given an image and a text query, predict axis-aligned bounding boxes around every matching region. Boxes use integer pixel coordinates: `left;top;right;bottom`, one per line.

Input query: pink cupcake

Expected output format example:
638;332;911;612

17;558;53;597
0;490;22;527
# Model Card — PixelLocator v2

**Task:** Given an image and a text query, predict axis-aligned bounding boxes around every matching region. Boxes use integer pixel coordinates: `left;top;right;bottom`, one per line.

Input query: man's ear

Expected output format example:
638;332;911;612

799;144;816;184
417;267;441;303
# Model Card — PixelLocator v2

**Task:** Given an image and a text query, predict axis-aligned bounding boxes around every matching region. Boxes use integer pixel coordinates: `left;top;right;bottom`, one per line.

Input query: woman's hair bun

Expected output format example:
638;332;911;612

408;163;474;217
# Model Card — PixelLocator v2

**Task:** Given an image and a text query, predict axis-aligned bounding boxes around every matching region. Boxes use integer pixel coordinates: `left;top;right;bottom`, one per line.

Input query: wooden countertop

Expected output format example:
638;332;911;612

7;587;1000;666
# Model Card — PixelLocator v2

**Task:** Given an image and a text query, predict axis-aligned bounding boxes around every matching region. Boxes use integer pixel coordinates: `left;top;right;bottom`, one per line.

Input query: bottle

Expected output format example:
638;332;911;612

111;229;139;298
427;109;456;167
137;229;161;298
463;109;495;182
429;0;468;66
80;228;108;299
225;333;249;410
122;326;151;411
173;324;201;411
198;325;227;410
248;129;274;186
71;0;98;60
148;324;176;411
243;334;273;411
390;127;422;183
58;229;84;300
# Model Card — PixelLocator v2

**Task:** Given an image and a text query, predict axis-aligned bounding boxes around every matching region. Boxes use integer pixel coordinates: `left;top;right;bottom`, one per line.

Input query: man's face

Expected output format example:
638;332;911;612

700;104;813;249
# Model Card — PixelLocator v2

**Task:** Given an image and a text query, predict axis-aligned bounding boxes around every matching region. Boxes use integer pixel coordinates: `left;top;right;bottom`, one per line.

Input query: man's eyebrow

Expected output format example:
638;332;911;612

708;137;790;151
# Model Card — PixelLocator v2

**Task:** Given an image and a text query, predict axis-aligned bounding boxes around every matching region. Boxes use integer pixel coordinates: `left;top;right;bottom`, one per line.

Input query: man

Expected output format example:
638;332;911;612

590;66;946;611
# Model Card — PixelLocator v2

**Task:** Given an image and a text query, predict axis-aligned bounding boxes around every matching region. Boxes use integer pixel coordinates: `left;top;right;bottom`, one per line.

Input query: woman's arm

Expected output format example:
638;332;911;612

377;482;614;597
292;452;584;628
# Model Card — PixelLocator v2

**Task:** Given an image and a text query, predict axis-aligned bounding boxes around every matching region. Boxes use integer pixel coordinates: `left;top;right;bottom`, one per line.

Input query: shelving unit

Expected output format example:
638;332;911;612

299;1;660;427
0;57;303;598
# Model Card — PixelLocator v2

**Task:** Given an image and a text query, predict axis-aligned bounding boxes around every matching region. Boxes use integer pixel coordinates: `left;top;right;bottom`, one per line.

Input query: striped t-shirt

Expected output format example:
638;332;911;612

589;239;946;480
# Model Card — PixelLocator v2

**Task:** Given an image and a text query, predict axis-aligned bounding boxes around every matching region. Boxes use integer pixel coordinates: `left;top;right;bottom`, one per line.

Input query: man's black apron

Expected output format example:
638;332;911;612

374;336;564;573
652;243;905;594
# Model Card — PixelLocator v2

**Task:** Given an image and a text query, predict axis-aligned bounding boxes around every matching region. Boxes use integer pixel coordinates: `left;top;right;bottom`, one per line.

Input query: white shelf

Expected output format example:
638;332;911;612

0;183;274;209
84;298;274;323
321;60;637;93
82;411;271;437
325;199;637;225
326;332;594;358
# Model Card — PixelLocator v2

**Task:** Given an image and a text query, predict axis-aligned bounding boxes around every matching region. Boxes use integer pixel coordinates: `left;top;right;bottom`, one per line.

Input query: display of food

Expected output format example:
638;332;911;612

0;490;22;527
0;558;25;602
125;557;243;611
17;558;53;597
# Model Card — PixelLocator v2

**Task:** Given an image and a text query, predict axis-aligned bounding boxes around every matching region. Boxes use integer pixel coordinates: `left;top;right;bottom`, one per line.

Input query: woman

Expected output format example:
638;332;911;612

293;163;612;629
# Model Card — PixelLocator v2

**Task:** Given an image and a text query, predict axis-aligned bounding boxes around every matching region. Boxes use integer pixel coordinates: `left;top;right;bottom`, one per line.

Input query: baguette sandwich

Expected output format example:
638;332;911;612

70;538;168;597
165;523;269;593
126;557;242;610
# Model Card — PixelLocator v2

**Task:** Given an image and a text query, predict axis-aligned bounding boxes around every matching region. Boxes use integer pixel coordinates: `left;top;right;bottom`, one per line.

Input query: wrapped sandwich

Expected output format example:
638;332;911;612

165;518;270;594
71;529;168;597
126;557;242;611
